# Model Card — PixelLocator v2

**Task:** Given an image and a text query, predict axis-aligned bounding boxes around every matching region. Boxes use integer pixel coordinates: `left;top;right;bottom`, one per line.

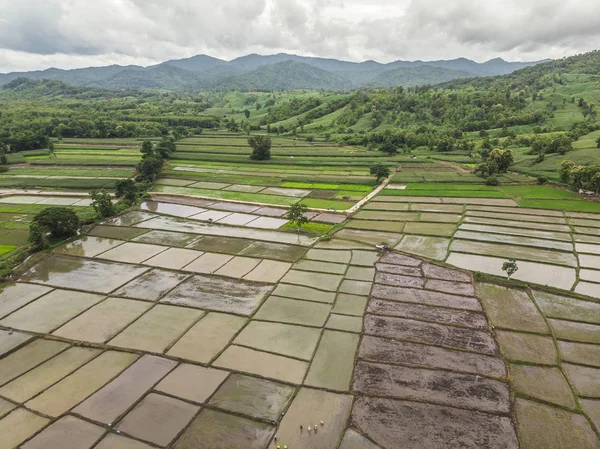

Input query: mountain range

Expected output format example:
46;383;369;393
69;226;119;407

0;53;548;92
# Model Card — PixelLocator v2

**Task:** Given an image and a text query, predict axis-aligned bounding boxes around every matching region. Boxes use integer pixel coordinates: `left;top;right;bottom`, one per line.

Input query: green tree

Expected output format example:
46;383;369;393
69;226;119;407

592;172;600;196
559;160;576;184
28;221;48;251
370;164;391;183
248;135;271;161
436;136;455;152
244;109;251;119
155;140;176;159
287;203;309;238
487;149;513;173
90;190;116;218
380;142;397;155
136;157;163;182
173;126;188;140
140;140;155;158
596;136;600;149
115;179;138;205
33;207;80;238
502;259;519;281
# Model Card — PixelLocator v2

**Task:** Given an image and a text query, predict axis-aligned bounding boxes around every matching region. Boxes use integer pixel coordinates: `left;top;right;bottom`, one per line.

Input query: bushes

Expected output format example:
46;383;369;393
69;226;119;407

28;221;48;251
115;179;139;204
485;176;499;186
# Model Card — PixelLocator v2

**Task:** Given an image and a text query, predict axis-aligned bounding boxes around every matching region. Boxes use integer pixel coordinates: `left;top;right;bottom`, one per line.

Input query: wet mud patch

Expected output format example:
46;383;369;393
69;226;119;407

161;275;273;315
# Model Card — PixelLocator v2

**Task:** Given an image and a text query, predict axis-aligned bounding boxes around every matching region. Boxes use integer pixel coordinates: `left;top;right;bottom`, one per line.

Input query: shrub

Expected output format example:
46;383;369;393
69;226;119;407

33;207;80;238
28;221;48;251
115;179;138;205
0;165;8;173
537;176;548;185
90;190;116;218
485;176;499;186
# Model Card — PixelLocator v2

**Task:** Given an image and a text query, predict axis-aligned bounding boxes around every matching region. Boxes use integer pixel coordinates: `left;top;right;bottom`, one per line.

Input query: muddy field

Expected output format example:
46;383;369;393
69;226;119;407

0;192;599;448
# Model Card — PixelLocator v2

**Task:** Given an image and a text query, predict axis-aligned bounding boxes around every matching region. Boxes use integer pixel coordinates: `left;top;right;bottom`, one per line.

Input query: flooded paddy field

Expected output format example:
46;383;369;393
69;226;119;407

351;193;600;297
0;186;599;448
151;131;395;210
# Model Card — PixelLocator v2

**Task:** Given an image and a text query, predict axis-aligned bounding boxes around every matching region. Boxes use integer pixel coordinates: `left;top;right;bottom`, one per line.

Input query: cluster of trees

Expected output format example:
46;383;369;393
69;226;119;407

264;97;322;124
28;208;81;251
0;79;218;151
578;97;597;120
559;160;600;194
529;134;573;162
137;139;175;181
0;142;9;167
258;97;351;132
475;149;514;180
332;84;546;134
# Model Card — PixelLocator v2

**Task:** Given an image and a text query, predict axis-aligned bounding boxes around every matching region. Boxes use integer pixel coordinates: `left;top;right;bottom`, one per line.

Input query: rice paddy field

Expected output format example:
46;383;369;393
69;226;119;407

0;138;140;192
0;190;599;448
0;129;600;448
156;132;399;210
344;188;600;297
0;140;141;258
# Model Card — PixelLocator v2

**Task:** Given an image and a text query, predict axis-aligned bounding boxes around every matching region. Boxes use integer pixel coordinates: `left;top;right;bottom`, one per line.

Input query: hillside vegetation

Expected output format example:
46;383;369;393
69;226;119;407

1;50;599;185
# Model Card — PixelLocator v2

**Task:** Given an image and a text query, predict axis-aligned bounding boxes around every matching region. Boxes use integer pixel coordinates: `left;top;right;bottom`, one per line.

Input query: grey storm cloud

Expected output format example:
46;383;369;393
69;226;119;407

0;0;599;72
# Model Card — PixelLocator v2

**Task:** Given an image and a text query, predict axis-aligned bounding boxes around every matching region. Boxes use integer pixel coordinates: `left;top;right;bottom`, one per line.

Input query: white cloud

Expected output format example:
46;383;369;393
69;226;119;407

0;0;598;72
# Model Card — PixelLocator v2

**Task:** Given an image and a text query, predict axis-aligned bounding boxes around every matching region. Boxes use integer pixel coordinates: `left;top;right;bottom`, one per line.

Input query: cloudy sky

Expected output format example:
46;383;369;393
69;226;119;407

0;0;598;72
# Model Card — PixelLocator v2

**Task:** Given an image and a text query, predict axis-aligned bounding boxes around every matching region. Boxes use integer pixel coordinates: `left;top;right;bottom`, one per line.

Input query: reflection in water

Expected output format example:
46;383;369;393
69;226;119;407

19;255;147;293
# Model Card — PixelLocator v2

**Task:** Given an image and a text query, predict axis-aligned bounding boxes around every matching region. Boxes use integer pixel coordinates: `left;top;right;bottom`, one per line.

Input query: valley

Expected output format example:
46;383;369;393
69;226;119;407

0;50;599;449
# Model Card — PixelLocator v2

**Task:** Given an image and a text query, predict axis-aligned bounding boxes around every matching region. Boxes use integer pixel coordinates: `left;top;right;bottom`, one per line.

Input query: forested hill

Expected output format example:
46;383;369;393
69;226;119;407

442;50;600;90
0;53;544;92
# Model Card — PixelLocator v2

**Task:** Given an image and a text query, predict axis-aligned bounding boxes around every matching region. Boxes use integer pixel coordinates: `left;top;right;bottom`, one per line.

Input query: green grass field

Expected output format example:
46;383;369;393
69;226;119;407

381;188;509;198
0;245;17;256
299;198;355;210
153;185;300;205
499;185;581;199
0;177;118;190
518;199;600;213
